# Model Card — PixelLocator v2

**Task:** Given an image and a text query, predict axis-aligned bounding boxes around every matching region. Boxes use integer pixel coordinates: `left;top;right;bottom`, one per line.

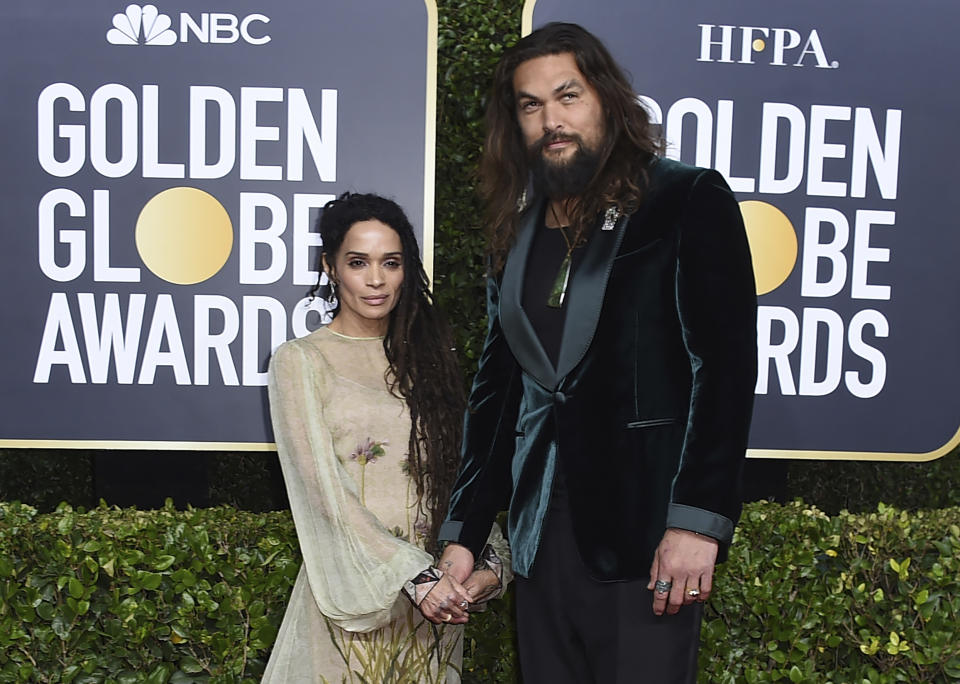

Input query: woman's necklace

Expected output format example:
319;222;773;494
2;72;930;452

546;204;583;308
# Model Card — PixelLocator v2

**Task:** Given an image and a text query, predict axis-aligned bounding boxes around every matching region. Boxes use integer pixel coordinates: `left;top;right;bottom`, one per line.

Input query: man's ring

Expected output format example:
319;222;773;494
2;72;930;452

458;600;468;609
654;579;672;594
687;588;701;598
442;614;452;622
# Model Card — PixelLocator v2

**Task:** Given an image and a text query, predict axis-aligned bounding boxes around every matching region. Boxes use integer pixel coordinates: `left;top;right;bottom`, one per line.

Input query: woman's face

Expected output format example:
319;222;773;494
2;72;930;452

324;219;404;337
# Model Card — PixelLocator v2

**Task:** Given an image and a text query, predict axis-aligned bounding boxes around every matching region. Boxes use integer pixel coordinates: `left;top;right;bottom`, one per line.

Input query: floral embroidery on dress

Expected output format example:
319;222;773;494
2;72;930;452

323;613;461;684
350;437;388;465
413;514;430;545
350;437;388;504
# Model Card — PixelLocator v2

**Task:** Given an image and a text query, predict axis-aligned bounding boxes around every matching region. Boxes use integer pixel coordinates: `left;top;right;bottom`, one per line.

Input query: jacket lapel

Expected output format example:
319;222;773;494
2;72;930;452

499;197;559;390
554;211;629;381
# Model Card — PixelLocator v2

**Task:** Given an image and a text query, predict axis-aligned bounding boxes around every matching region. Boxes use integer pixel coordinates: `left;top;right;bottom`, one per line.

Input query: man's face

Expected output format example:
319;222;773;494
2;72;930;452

513;52;605;176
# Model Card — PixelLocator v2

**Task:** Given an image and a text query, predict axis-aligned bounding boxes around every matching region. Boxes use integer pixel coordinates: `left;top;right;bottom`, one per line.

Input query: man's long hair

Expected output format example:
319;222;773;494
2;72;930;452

480;22;664;272
310;193;465;553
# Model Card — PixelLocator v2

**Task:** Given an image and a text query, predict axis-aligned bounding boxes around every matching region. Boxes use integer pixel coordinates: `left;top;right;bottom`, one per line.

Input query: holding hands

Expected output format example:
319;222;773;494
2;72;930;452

410;542;504;624
415;571;472;625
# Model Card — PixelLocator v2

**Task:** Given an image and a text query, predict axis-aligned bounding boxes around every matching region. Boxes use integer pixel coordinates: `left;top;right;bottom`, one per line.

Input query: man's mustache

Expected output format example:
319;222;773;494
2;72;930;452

529;132;584;156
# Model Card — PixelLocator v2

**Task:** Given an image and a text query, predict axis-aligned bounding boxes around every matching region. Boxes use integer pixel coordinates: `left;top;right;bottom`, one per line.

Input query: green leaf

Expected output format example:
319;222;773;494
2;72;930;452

788;666;803;683
944;656;960;679
68;577;84;599
51;615;70;640
145;665;171;684
141;572;163;591
170;673;204;684
179;656;205;674
154;555;176;571
57;515;74;534
36;602;55;620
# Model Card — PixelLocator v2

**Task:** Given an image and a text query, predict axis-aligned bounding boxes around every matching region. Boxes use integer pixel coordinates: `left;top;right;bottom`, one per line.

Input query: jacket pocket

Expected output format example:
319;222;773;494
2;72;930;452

625;418;678;429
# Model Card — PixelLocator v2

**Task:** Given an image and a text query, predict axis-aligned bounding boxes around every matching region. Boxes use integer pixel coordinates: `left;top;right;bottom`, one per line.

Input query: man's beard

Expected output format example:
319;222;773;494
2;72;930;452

528;133;603;200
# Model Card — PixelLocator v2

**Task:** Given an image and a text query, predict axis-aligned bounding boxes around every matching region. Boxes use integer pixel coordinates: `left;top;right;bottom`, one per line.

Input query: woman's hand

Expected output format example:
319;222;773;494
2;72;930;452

418;573;472;625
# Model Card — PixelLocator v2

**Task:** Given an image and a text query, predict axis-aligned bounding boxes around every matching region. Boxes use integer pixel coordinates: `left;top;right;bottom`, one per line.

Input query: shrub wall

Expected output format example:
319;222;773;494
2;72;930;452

1;500;958;683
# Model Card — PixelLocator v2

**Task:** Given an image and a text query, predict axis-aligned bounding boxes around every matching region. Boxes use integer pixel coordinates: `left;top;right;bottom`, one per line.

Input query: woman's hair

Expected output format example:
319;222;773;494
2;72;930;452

310;192;464;553
479;22;664;272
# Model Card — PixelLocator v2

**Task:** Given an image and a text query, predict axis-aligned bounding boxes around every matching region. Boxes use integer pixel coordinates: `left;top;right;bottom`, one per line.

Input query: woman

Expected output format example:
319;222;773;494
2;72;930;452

263;193;509;683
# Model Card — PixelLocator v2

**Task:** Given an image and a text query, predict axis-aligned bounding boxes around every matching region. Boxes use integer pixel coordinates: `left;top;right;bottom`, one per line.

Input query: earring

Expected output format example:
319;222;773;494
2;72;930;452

324;277;338;304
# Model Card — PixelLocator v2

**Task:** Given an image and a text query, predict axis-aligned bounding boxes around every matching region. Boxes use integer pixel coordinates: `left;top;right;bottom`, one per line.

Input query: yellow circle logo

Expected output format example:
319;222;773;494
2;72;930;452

739;200;798;296
135;187;233;285
752;38;766;52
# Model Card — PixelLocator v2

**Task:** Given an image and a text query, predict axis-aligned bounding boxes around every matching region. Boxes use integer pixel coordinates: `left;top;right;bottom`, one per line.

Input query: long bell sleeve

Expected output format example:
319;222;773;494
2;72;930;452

267;340;432;633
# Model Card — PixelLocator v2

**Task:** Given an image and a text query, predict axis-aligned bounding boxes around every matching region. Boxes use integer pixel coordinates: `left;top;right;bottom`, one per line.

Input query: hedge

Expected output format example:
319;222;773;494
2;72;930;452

2;500;958;683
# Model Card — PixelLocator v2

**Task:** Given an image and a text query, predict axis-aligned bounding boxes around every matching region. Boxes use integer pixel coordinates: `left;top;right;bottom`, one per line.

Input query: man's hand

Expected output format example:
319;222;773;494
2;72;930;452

646;528;719;616
463;568;500;605
436;543;474;583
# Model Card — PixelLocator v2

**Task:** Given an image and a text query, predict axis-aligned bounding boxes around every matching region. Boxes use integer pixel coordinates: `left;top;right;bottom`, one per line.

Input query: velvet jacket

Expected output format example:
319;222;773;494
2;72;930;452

439;158;758;581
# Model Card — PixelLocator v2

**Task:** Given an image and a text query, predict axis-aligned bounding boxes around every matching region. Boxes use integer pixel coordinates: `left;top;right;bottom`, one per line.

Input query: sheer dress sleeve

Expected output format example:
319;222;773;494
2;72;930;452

267;340;433;633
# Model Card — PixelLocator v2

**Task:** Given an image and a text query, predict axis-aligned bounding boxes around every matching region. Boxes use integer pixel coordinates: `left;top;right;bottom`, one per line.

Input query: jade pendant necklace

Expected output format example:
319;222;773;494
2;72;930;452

545;204;622;308
547;223;580;308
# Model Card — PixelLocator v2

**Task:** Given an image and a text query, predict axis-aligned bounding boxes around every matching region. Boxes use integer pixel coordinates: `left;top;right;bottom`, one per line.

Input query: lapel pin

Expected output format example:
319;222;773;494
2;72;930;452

602;206;620;231
516;189;528;212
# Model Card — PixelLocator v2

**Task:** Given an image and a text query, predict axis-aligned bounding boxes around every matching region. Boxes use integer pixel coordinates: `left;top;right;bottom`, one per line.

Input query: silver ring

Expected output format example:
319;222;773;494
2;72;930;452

687;588;701;597
459;600;468;609
654;579;672;594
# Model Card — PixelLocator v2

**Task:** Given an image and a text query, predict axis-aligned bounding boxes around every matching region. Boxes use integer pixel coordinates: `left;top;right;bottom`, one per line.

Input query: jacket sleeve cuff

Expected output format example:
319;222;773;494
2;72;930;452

438;520;463;542
666;503;735;543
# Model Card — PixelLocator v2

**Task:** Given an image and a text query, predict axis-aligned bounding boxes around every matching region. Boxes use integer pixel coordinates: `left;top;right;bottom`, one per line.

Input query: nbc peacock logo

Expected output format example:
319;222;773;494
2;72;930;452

105;4;272;46
107;4;176;46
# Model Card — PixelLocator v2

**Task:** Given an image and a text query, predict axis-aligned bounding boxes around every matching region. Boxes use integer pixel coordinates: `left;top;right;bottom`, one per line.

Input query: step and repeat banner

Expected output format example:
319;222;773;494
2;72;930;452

0;1;437;449
525;1;960;460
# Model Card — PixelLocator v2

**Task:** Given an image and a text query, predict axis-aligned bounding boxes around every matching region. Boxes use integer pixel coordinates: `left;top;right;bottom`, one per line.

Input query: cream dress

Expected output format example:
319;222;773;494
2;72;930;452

263;327;504;684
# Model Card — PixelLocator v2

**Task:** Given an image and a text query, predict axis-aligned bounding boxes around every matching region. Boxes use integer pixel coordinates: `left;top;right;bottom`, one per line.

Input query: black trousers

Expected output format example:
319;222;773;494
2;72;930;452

515;476;703;684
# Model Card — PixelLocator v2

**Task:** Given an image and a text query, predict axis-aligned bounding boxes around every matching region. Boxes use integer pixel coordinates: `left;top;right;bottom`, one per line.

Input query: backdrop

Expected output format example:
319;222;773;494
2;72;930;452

0;1;437;449
526;0;960;461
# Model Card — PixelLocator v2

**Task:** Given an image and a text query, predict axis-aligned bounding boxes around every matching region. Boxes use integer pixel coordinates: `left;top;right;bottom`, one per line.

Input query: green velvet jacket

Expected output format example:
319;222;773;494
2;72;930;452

439;158;758;580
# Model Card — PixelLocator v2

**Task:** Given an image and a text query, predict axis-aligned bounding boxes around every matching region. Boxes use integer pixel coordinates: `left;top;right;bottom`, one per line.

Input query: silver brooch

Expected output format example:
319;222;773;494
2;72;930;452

601;206;621;231
516;189;528;212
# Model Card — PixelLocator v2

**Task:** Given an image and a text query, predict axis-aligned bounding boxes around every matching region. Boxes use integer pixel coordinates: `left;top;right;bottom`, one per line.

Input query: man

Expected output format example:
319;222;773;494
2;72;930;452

420;22;757;682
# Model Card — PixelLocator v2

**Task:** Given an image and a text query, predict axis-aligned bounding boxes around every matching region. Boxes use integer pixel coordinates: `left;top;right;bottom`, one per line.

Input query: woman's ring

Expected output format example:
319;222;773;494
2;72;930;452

687;588;701;598
442;614;452;623
459;600;468;609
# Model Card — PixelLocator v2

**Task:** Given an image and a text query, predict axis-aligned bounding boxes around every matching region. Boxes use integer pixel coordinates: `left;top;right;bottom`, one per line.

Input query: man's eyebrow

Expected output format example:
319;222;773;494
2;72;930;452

554;79;583;94
515;79;583;102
